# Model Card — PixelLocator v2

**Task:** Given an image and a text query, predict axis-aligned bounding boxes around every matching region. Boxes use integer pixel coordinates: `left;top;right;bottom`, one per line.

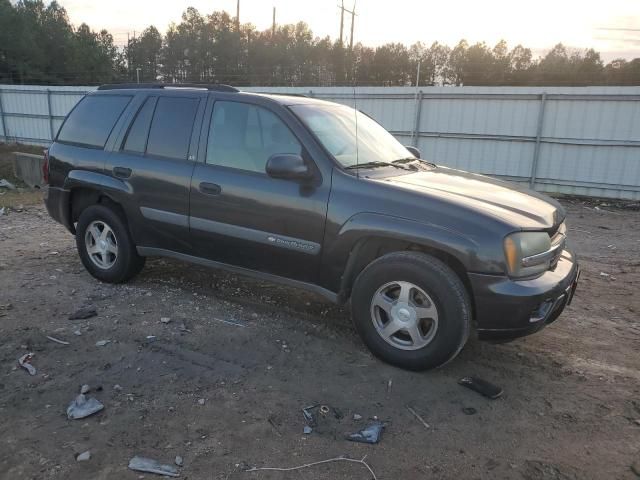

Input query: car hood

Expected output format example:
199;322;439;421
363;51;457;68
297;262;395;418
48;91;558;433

379;166;565;230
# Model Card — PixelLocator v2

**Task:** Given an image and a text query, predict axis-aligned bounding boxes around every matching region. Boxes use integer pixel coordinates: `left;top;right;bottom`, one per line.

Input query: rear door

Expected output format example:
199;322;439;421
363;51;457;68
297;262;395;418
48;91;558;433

189;97;330;283
109;92;205;253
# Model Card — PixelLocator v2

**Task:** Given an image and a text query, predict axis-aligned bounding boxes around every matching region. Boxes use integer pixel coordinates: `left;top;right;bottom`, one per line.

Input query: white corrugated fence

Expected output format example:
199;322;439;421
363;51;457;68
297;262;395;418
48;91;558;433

1;84;639;200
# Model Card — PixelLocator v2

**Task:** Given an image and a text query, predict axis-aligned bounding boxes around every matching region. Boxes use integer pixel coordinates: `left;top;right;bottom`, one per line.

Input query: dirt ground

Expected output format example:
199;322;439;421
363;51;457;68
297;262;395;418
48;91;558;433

0;193;639;480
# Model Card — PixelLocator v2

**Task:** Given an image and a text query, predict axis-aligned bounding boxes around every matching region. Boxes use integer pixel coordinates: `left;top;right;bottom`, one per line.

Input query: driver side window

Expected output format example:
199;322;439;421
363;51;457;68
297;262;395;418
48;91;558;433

206;101;302;173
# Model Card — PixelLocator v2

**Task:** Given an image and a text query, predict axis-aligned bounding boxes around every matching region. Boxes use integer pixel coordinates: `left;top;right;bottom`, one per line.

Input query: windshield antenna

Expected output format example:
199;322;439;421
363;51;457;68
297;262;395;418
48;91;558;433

352;61;359;178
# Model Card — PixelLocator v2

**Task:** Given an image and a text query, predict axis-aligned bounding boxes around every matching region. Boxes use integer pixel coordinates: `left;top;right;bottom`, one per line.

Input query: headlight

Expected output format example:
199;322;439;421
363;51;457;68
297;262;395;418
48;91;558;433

503;231;552;278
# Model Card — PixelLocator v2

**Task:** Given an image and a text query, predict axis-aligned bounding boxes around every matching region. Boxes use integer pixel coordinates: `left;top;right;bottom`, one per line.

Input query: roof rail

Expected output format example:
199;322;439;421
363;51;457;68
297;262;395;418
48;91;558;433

97;83;239;92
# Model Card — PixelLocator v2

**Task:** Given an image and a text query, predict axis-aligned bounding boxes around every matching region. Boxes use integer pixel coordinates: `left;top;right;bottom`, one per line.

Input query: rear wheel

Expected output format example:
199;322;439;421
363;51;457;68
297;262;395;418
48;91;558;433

351;251;471;370
75;204;145;283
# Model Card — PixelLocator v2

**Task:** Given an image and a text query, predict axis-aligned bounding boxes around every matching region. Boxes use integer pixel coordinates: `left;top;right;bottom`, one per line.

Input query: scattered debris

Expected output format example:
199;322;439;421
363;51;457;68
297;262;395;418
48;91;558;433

18;353;36;376
69;306;98;320
66;393;104;420
303;425;313;434
0;207;5;216
406;405;430;429
46;335;69;345
347;421;384;444
178;322;191;333
197;398;205;406
267;415;282;436
246;455;377;479
353;413;362;421
600;272;610;278
212;317;247;328
387;379;393;394
73;330;82;336
458;376;503;399
174;456;183;467
95;340;110;347
0;179;16;189
76;451;91;462
80;384;90;394
114;384;123;392
146;335;157;343
128;456;180;477
160;317;171;324
302;404;318;428
462;407;478;415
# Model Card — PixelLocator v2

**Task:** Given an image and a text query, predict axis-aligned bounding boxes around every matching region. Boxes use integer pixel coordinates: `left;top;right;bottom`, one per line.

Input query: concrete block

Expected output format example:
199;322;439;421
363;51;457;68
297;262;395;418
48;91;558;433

12;152;45;188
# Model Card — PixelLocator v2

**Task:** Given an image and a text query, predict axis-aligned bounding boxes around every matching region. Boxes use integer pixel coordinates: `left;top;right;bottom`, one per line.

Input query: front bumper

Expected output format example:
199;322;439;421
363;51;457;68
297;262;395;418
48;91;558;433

469;247;579;341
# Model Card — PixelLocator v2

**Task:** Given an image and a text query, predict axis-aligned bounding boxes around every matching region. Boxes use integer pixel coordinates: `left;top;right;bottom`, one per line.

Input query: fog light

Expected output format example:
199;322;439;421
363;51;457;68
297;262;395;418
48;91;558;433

530;299;554;323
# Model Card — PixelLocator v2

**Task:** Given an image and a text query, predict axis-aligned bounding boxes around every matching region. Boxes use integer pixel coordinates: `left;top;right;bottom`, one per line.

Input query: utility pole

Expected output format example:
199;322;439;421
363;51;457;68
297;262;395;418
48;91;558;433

338;0;345;46
236;0;240;31
349;1;356;51
272;6;276;37
338;2;357;50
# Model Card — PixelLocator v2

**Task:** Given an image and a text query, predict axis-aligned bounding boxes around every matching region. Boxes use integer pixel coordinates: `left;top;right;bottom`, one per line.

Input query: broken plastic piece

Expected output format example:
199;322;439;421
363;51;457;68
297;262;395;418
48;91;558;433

458;376;503;399
347;421;384;444
66;393;104;419
128;456;180;477
303;425;312;434
302;404;318;427
18;353;36;375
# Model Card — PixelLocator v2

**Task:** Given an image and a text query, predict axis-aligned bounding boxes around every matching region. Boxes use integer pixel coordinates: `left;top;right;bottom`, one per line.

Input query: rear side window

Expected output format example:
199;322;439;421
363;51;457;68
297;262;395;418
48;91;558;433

58;95;131;148
146;97;199;160
123;97;156;154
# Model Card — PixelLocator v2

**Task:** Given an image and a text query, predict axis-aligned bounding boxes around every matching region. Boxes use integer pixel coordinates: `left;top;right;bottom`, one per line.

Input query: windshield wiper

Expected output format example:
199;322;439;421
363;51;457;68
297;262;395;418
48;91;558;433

345;161;412;171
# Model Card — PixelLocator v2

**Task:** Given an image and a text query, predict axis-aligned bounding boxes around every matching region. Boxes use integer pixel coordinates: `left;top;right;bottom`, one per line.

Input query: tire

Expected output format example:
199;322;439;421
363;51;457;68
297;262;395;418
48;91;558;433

351;251;471;371
75;204;145;283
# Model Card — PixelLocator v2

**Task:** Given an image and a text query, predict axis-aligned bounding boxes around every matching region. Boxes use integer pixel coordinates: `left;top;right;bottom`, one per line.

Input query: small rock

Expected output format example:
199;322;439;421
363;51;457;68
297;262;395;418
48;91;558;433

69;306;97;320
197;398;205;405
160;317;171;324
76;451;91;461
73;330;82;336
175;455;183;467
95;340;110;347
113;384;123;392
353;413;362;420
80;384;90;394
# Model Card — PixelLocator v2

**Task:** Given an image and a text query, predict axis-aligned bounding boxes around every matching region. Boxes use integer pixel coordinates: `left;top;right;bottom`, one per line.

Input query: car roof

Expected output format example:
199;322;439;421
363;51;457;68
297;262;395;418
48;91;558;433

93;84;343;108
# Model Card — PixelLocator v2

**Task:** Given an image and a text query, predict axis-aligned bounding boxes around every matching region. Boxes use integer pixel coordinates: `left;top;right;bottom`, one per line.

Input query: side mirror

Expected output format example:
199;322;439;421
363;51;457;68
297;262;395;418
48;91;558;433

405;146;421;159
266;154;312;180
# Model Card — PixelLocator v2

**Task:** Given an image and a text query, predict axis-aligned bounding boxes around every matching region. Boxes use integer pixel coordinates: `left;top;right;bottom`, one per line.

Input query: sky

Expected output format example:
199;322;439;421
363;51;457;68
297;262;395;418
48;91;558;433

59;0;640;62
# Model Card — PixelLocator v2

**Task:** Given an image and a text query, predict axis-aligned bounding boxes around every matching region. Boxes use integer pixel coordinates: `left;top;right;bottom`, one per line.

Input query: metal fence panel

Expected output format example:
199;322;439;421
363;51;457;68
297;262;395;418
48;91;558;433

2;84;639;200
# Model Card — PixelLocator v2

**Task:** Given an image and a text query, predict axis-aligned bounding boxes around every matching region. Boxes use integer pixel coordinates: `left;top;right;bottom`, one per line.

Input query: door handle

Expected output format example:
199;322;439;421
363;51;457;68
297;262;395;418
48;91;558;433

199;182;222;195
113;167;132;178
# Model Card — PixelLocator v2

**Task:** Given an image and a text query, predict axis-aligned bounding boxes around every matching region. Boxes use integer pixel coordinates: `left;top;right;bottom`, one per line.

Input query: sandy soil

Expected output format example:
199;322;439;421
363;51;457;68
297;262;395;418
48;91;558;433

0;198;638;480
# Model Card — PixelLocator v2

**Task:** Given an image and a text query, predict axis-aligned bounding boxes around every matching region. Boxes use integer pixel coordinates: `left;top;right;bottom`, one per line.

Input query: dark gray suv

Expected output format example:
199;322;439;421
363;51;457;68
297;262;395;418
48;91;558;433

44;84;579;370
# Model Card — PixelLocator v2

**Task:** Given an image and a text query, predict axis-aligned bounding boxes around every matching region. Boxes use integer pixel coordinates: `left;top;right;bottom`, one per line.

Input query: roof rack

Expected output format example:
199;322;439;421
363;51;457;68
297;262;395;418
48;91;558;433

97;83;239;92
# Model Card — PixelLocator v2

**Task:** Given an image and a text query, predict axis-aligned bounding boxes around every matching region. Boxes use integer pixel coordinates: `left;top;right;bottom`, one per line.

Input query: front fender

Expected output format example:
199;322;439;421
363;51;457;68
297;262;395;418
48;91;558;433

320;212;501;294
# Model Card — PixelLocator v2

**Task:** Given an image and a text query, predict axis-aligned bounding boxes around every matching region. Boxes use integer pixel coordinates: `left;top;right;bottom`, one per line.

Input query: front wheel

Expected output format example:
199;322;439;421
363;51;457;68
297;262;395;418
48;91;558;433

351;251;471;371
75;204;145;283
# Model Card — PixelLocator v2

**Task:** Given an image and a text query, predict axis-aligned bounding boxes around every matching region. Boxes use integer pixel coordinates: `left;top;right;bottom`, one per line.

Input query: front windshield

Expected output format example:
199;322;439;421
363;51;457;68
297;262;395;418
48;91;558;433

290;104;412;168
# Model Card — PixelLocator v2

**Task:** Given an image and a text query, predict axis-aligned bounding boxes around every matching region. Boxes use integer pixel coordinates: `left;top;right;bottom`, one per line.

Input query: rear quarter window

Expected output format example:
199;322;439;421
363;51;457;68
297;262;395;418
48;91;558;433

146;97;199;160
57;95;132;148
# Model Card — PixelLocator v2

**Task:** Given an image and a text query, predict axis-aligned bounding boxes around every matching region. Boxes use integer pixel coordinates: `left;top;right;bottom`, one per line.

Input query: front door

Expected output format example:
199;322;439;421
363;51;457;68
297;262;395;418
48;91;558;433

189;98;330;283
